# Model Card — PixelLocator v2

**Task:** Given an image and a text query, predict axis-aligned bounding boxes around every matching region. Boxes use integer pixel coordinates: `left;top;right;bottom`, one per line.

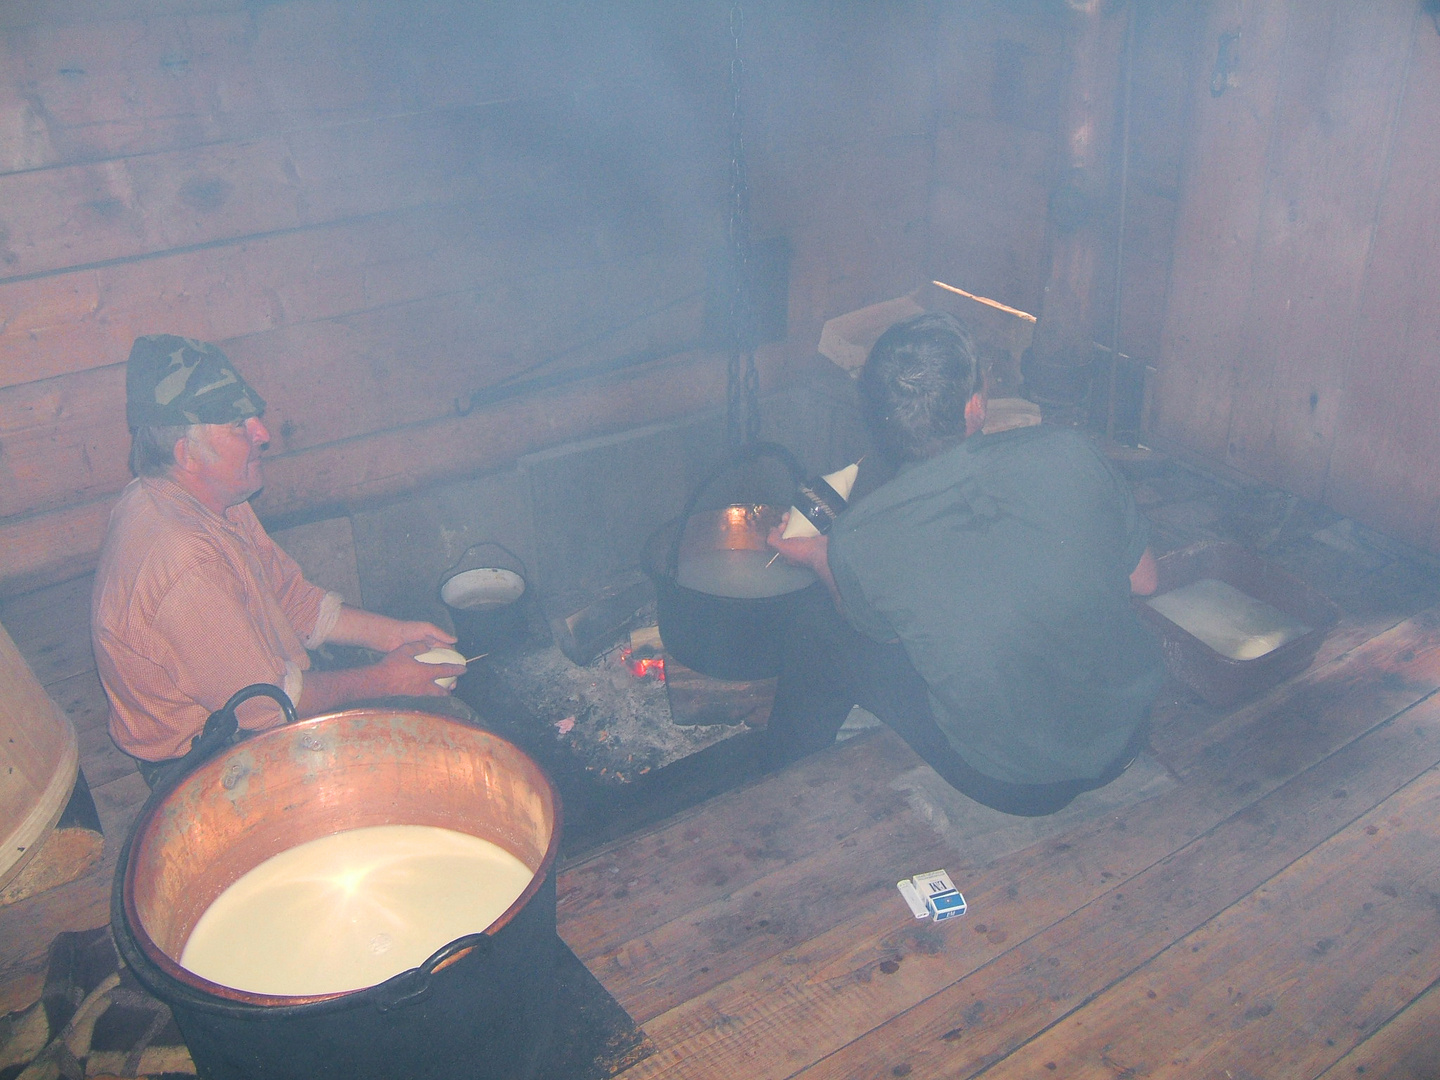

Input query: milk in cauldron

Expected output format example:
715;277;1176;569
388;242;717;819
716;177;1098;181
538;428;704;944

180;824;533;997
676;549;816;599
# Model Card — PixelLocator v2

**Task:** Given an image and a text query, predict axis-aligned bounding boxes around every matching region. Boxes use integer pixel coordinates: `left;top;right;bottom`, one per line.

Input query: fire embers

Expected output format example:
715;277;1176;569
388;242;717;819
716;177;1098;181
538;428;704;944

620;645;666;682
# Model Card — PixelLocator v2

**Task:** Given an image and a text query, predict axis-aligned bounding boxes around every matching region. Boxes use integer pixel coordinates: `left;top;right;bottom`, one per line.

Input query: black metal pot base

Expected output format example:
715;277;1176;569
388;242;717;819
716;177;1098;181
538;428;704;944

548;935;654;1078
10;928;650;1080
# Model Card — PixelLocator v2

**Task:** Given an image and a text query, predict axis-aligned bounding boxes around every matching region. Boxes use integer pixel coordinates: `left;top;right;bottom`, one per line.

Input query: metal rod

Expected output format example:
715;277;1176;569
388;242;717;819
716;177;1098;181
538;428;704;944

1106;3;1138;445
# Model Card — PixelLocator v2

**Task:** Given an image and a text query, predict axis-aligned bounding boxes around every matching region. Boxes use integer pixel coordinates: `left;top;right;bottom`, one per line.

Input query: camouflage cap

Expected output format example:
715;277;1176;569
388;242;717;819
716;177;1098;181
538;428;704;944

125;335;265;429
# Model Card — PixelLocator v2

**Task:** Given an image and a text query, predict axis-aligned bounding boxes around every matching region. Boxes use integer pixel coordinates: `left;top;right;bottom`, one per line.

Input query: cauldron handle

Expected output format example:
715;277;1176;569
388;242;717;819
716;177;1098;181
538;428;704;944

666;440;807;576
373;932;493;1013
148;683;297;797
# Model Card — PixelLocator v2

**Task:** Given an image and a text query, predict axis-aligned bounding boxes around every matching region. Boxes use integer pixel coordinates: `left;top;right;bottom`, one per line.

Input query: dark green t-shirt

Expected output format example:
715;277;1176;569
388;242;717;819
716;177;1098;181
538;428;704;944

827;425;1164;785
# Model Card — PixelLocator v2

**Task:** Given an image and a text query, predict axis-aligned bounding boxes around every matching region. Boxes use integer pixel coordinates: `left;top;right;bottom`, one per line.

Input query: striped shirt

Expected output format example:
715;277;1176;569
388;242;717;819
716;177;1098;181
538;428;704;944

91;476;342;761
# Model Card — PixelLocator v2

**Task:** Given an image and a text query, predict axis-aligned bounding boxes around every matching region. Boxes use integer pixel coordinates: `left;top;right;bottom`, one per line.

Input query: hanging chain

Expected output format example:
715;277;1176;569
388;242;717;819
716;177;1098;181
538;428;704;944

725;1;760;447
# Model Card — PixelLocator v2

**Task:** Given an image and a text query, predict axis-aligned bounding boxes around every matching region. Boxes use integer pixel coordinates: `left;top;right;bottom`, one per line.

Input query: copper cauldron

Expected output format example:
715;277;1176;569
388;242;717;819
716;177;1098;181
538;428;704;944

113;696;562;1080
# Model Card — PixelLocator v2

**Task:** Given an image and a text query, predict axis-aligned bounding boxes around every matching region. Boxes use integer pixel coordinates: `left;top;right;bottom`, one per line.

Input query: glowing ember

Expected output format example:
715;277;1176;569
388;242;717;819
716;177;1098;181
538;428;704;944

620;646;666;681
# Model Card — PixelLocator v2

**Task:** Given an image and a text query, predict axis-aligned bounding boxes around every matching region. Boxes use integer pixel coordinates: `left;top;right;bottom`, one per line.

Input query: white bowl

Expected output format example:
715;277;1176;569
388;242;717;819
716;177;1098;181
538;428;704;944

440;568;525;611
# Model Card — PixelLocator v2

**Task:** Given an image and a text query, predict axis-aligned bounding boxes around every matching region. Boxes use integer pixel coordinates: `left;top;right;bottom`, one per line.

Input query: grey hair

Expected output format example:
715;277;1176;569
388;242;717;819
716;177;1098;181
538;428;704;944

128;423;202;477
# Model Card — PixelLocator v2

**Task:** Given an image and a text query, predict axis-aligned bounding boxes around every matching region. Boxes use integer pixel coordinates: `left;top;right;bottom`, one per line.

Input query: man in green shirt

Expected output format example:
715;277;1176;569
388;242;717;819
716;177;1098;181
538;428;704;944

766;312;1163;815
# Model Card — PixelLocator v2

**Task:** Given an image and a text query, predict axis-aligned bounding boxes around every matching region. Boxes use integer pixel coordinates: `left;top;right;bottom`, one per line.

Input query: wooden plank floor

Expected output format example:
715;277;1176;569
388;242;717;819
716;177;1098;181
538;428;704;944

3;447;1439;1080
555;602;1440;1079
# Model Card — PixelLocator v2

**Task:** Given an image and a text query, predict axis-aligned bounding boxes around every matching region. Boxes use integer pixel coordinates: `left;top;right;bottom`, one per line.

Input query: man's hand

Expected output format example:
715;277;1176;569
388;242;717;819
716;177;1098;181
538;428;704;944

766;524;829;578
1130;547;1158;596
296;641;463;715
767;512;841;603
369;641;464;697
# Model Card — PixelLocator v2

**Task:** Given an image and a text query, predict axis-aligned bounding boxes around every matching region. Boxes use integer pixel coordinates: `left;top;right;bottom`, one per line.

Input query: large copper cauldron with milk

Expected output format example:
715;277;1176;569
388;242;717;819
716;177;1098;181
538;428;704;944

643;442;821;681
112;685;561;1080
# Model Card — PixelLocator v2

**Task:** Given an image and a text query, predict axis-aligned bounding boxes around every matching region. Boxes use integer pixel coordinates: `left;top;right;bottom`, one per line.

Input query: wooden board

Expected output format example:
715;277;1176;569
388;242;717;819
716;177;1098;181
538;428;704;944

662;655;775;729
1156;1;1440;555
557;731;925;962
0;499;113;600
1320;980;1440;1079
0;243;706;518
1323;19;1440;553
927;118;1051;314
1153;0;1291;463
0;573;97;686
795;691;1440;1079
44;670;110;735
0;205;450;389
0;110;506;281
1222;0;1416;500
987;756;1440;1078
751;136;932;346
0;346;738;595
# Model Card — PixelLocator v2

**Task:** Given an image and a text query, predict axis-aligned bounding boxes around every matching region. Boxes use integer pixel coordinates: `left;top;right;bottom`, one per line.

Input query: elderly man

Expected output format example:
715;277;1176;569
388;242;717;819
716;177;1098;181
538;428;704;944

92;335;463;777
766;312;1164;816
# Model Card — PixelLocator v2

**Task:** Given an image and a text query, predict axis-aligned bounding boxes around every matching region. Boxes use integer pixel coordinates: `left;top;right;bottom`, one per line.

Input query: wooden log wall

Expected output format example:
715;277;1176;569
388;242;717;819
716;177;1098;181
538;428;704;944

926;0;1199;386
0;0;742;596
1156;0;1440;554
0;0;1200;598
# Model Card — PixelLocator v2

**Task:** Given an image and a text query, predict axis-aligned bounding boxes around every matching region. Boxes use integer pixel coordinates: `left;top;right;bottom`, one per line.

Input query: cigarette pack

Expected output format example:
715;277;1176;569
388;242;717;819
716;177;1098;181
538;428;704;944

910;869;967;921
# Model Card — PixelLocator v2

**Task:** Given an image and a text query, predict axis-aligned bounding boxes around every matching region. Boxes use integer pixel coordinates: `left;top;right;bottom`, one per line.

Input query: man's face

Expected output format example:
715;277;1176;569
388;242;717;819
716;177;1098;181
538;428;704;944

184;416;270;509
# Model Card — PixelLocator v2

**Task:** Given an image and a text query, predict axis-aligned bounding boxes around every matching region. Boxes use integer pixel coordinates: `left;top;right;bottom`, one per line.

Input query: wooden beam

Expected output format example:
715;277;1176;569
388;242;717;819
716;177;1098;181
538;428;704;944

0;252;706;519
0;346;739;595
0;109;504;280
1025;0;1128;407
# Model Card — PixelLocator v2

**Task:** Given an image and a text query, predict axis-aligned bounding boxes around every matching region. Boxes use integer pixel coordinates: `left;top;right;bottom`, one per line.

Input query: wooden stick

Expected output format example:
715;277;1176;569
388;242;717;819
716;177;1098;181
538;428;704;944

930;279;1038;323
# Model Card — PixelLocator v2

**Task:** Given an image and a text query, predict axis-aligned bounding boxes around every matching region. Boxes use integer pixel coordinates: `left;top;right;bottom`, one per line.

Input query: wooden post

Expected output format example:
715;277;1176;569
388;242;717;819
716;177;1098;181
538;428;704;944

1025;0;1130;412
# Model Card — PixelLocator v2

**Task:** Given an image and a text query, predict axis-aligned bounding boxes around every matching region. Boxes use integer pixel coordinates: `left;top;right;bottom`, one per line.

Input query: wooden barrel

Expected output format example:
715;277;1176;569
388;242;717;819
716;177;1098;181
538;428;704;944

0;619;79;890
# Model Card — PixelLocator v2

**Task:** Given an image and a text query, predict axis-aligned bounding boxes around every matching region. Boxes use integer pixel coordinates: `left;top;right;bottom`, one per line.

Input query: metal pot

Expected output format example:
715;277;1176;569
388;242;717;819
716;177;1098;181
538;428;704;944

112;686;562;1080
643;442;818;681
438;542;530;657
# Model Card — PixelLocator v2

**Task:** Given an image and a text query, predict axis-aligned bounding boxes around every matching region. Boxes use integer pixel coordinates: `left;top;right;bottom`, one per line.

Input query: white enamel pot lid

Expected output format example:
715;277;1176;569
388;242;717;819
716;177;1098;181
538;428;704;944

440;567;526;610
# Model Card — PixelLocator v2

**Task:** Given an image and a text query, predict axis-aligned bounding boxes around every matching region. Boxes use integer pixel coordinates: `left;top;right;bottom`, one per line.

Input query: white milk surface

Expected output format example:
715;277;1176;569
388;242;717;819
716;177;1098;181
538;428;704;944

677;549;816;599
1146;577;1313;661
180;824;534;996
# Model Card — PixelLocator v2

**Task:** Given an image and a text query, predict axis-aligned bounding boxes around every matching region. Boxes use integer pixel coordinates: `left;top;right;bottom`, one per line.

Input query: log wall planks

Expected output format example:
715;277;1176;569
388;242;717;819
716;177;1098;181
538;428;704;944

0;0;1201;596
1157;0;1440;553
0;1;742;594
